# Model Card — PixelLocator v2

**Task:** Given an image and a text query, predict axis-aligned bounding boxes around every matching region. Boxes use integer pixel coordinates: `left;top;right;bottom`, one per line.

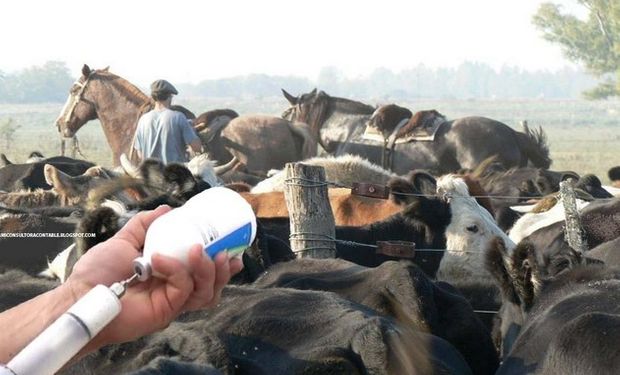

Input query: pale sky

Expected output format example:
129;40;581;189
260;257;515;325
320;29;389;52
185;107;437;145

1;0;585;85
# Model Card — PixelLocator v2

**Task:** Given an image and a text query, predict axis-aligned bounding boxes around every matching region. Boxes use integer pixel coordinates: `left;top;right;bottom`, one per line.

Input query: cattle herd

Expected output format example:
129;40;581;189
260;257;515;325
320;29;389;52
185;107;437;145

2;80;620;374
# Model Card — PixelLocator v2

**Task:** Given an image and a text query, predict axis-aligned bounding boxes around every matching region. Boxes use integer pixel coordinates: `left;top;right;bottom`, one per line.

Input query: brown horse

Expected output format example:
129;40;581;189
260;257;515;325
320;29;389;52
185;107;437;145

55;65;151;166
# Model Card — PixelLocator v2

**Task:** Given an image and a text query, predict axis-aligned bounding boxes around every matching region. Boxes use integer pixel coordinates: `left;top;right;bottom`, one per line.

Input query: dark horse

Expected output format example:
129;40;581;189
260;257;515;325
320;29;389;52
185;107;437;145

282;89;551;175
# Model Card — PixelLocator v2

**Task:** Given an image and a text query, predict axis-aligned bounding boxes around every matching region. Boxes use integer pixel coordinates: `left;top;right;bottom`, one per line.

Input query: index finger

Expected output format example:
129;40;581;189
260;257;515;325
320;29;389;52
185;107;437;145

113;205;172;249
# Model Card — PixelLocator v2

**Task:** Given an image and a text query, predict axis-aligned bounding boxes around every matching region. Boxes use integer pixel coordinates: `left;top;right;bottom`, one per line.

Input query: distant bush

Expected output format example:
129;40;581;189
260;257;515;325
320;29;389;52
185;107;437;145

0;61;73;103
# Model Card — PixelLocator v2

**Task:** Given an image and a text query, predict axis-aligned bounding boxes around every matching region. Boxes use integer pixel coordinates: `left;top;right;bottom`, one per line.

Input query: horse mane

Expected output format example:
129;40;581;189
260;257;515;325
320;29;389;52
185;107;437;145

329;96;375;115
396;110;445;139
92;70;150;106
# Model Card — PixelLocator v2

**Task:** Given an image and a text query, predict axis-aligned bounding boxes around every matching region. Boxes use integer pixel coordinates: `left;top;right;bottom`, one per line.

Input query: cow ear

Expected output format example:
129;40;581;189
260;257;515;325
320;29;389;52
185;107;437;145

485;237;521;305
410;171;437;196
310;88;317;96
0;153;12;167
281;89;297;105
101;66;110;72
387;177;417;205
509;241;542;310
82;64;91;77
44;164;80;196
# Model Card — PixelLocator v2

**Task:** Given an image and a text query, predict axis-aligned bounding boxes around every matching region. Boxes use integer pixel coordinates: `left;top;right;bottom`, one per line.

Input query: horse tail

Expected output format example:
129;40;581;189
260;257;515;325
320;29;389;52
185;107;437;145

515;122;551;169
287;121;318;159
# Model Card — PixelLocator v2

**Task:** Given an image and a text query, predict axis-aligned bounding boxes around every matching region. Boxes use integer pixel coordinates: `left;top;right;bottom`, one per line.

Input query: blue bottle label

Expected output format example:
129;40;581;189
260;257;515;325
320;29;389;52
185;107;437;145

204;222;253;258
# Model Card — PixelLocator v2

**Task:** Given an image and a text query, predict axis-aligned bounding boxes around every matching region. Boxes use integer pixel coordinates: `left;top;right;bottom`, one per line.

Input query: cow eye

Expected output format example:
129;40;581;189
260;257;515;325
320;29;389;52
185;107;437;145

466;225;479;233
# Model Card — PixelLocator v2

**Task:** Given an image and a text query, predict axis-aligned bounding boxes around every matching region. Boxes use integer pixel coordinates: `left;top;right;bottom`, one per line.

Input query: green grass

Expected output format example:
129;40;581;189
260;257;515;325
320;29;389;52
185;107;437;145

0;98;618;183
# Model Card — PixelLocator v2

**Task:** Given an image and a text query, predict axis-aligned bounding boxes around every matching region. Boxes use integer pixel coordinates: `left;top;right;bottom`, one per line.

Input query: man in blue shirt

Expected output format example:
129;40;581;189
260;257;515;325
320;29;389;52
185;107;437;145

134;80;202;164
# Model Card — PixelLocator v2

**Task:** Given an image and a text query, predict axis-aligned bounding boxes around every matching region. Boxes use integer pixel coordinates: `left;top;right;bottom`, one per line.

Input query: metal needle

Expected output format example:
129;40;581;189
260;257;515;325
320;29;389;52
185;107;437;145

109;273;141;299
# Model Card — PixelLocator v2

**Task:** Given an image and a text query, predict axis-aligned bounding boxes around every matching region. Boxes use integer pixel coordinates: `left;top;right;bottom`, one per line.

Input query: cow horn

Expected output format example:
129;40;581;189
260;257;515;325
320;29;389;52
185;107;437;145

120;153;140;178
214;156;239;175
44;164;78;196
44;164;60;186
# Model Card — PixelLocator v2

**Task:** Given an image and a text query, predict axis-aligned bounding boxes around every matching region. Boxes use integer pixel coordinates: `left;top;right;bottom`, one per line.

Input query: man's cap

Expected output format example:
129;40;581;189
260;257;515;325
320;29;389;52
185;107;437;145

150;79;178;96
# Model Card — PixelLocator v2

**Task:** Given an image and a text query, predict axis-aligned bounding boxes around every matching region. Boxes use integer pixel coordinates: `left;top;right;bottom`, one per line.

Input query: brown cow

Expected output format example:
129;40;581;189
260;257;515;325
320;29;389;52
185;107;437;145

243;188;403;226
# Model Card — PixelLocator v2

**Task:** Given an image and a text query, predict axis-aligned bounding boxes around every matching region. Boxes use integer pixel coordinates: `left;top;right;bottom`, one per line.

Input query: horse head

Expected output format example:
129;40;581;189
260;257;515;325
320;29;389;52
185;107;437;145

281;88;330;135
55;64;106;137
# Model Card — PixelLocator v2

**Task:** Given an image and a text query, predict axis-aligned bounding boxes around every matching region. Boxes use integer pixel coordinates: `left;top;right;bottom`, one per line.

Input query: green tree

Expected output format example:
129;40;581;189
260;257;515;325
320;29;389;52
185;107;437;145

0;118;20;150
533;0;620;98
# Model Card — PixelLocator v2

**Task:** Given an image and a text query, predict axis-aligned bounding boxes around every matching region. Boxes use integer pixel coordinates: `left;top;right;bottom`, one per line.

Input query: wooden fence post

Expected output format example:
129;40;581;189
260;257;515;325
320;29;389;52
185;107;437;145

559;179;588;253
283;163;336;258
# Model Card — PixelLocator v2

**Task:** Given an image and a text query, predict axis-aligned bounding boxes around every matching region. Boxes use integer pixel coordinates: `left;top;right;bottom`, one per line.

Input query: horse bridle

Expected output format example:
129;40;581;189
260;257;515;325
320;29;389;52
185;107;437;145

59;71;96;129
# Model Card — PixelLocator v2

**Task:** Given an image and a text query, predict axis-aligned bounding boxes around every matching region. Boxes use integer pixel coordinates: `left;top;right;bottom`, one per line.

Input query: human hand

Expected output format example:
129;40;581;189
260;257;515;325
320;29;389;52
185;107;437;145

64;205;243;350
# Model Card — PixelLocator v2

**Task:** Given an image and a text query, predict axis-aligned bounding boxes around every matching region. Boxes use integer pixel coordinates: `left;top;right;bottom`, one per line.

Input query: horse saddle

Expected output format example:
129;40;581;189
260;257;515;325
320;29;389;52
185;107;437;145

363;117;443;144
362;117;444;170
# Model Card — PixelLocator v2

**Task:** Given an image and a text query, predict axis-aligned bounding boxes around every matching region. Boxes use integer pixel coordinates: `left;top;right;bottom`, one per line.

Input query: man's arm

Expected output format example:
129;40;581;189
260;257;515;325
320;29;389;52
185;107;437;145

0;283;75;363
189;139;203;154
180;117;203;155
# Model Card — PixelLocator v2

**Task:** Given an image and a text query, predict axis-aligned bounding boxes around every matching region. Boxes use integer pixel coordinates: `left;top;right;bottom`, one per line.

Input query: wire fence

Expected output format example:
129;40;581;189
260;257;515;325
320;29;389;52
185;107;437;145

284;177;617;201
281;171;618;317
289;232;483;254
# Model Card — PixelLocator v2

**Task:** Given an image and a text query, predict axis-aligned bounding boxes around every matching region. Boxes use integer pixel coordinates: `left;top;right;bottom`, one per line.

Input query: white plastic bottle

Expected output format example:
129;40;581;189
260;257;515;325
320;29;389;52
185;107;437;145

133;187;257;280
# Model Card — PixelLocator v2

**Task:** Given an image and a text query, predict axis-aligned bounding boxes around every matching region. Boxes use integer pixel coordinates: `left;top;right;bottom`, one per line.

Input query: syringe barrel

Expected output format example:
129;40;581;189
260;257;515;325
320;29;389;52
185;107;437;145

7;285;121;375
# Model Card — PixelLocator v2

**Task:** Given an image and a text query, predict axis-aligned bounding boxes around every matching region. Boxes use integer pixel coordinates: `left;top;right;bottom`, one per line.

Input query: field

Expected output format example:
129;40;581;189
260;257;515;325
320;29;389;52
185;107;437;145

0;98;618;183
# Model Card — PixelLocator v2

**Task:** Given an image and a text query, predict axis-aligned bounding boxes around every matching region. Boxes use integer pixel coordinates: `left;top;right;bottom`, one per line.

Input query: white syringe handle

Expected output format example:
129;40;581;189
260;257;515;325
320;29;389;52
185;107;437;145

7;285;121;375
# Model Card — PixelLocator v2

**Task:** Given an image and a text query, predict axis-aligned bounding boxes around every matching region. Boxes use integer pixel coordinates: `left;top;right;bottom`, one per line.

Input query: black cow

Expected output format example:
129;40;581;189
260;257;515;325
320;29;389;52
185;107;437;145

0;157;95;192
609;166;620;188
259;207;447;278
575;174;613;199
254;258;498;375
471;158;580;230
67;285;473;375
0;268;58;312
486;238;620;374
588;236;620;268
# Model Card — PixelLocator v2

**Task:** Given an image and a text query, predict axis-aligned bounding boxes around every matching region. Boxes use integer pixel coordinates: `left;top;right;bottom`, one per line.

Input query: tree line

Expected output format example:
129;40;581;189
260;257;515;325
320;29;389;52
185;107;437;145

0;60;601;103
177;63;596;100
